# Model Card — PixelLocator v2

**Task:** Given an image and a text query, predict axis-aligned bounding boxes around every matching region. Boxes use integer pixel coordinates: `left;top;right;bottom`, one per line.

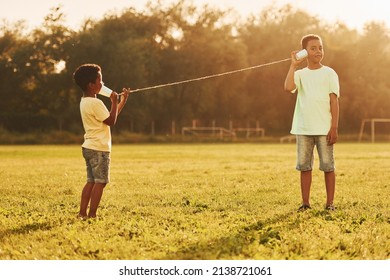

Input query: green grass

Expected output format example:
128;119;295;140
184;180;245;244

0;143;389;260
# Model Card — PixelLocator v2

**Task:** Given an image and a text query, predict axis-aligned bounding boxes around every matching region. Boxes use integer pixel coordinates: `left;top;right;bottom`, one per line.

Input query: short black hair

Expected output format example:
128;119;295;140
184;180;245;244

301;34;322;49
73;64;101;91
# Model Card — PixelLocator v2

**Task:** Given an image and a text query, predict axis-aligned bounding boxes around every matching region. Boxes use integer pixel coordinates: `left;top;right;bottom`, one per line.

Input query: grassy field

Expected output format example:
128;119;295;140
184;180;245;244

0;143;389;260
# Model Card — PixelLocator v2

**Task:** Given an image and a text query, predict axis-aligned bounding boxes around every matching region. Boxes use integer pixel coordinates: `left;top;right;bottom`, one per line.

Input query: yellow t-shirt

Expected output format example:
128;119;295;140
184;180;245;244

80;97;111;152
291;66;340;135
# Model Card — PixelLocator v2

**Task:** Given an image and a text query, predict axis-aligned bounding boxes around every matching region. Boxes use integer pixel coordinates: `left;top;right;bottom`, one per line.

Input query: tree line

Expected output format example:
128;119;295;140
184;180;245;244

1;1;390;137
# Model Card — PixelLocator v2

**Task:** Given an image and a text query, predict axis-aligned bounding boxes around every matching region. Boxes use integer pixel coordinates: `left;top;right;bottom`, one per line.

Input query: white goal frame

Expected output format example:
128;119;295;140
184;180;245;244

358;118;390;142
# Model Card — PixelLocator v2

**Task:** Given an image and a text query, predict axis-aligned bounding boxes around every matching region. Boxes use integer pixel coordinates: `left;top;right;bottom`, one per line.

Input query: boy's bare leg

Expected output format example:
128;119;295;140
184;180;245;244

88;183;106;218
324;171;335;206
79;182;94;217
301;170;312;206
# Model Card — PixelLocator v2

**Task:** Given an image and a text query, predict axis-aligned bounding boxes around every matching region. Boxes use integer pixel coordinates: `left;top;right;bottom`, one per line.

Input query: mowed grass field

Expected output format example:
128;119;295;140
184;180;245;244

0;143;389;260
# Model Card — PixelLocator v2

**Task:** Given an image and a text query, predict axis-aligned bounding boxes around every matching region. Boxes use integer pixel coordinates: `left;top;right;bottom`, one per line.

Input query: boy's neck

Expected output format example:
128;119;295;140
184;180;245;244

83;89;97;98
307;62;323;70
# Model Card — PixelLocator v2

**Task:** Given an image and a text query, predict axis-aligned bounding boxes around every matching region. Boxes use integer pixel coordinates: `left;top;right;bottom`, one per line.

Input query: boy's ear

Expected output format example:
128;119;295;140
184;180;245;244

86;82;94;90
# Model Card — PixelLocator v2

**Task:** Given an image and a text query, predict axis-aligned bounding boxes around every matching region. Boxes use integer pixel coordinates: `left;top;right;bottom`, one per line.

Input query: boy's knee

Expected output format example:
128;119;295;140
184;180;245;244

321;167;335;172
94;182;107;188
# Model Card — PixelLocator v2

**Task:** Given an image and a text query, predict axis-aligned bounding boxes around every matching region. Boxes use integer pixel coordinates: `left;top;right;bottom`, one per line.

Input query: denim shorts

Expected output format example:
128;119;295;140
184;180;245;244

296;135;335;172
82;148;110;184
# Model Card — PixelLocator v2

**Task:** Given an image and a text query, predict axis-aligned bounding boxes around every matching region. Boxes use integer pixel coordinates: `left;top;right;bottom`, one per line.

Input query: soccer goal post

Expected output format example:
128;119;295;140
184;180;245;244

358;118;390;142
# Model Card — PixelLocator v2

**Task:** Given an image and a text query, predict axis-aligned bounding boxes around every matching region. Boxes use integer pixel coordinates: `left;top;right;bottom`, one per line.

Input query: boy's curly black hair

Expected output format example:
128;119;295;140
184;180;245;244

73;64;101;91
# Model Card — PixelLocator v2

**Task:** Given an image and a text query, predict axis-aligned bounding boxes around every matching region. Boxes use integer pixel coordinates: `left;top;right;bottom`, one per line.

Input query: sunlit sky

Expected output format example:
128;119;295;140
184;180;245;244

1;0;390;32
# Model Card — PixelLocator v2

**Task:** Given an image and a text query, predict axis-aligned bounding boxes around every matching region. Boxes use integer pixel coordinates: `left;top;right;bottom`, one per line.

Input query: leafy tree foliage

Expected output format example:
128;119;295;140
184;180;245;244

1;2;389;136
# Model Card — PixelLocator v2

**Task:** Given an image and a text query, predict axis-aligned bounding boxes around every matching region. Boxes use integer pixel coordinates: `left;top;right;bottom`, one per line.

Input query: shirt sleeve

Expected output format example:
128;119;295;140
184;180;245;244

329;69;340;97
93;99;110;122
292;70;301;94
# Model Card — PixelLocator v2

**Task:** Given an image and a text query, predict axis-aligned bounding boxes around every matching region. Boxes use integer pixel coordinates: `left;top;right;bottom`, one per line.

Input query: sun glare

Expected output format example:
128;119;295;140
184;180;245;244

171;28;183;40
54;60;66;74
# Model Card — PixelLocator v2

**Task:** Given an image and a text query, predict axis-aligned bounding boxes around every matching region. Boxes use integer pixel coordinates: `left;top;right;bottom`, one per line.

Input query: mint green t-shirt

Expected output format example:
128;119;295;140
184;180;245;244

291;66;340;135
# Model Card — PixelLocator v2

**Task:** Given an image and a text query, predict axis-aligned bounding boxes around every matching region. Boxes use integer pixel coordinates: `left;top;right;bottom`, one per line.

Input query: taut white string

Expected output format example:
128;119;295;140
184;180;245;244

126;57;291;93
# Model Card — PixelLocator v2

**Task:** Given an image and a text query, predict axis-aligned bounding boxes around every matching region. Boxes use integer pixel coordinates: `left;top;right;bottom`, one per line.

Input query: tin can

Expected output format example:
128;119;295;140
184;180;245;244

98;85;113;97
295;49;308;60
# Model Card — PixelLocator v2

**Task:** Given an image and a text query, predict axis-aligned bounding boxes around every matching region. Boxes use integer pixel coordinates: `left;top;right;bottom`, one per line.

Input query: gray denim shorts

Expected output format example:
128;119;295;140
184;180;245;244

82;148;110;184
296;135;335;172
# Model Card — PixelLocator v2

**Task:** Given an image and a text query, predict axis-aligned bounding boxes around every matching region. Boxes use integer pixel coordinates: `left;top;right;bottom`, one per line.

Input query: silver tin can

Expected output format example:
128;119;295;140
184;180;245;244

295;49;308;60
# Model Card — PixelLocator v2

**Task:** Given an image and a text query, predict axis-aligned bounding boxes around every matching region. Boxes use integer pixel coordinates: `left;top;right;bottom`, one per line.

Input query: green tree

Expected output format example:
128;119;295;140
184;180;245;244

146;0;248;131
33;6;77;131
66;7;167;133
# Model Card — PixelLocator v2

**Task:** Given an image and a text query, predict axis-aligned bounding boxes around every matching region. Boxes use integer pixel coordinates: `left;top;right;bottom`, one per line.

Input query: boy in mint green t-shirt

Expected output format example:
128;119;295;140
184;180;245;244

284;34;340;211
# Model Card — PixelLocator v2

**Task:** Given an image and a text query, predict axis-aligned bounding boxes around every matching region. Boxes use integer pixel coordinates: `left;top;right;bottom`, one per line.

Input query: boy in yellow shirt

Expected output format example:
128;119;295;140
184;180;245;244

73;64;130;218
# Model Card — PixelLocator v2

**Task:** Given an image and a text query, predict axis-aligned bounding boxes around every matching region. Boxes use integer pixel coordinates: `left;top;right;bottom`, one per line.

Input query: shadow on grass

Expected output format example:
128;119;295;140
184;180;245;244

0;222;53;240
160;211;298;260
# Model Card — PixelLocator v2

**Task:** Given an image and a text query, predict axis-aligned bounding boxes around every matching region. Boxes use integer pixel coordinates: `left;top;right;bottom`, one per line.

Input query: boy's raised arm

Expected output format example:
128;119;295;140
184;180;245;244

284;51;304;92
103;92;119;126
117;88;130;115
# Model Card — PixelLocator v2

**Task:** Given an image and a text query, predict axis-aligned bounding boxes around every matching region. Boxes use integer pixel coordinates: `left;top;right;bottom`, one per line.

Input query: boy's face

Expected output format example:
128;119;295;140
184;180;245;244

306;39;323;64
89;71;103;94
